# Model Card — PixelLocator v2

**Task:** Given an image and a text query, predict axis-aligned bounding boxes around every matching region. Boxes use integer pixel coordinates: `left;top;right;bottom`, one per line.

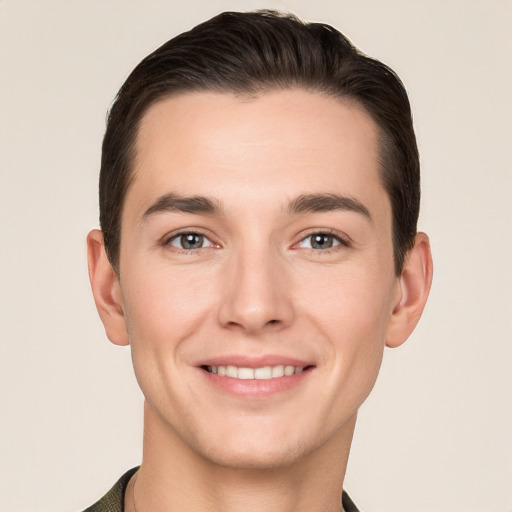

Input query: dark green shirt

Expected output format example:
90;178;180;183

83;467;360;512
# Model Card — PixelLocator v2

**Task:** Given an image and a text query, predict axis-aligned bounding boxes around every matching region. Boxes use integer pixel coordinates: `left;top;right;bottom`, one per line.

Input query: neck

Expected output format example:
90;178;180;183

126;401;355;512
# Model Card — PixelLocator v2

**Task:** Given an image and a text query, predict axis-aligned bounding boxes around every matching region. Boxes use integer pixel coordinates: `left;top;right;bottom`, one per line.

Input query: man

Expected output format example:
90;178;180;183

85;10;432;512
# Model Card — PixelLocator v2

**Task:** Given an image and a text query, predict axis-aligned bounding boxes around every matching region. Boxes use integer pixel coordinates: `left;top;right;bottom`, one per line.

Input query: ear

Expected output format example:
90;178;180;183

87;229;129;346
386;232;433;348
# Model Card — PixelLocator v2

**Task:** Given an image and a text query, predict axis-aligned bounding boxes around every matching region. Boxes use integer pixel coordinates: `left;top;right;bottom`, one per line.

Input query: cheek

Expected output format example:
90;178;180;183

299;262;393;339
119;263;218;389
299;265;393;394
122;262;216;340
119;264;222;426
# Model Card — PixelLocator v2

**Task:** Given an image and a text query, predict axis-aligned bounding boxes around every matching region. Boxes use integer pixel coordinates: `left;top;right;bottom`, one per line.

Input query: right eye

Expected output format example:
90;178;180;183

166;232;214;251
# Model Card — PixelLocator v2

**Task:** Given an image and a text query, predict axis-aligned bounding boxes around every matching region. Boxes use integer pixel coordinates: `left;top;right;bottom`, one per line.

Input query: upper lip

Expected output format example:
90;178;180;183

196;355;314;368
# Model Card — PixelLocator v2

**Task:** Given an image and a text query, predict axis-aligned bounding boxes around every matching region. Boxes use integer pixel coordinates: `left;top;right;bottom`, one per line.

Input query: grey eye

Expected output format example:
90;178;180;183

299;233;341;250
169;233;213;250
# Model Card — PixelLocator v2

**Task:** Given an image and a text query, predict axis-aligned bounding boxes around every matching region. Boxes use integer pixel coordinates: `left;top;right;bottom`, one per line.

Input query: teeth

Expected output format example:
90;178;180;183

271;365;284;377
284;365;295;376
207;364;306;380
254;366;272;379
226;365;237;378
237;367;255;380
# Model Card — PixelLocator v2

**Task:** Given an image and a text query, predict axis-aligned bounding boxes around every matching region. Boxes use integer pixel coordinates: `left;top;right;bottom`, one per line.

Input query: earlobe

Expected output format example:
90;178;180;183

86;229;129;346
386;232;433;348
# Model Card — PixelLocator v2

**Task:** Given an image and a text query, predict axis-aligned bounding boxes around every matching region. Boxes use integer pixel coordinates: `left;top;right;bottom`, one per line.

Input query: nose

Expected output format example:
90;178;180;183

216;245;294;335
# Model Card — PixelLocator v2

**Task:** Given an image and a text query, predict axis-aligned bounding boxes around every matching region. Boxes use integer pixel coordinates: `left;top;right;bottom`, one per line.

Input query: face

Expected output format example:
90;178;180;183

116;90;402;468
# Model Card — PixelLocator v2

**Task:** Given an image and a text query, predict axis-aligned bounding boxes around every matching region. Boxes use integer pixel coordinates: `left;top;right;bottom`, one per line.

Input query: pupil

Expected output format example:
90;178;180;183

312;234;332;249
181;233;203;249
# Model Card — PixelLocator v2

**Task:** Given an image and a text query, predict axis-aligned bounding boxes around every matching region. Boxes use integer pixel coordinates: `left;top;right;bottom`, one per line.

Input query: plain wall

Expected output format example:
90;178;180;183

1;1;511;511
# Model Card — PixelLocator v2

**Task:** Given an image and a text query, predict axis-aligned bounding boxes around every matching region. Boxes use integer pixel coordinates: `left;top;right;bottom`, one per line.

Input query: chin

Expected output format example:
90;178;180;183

197;438;307;471
190;415;333;471
187;407;359;471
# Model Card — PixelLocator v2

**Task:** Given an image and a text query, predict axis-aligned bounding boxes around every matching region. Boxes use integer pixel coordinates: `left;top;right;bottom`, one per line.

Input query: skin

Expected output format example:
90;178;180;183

88;89;432;512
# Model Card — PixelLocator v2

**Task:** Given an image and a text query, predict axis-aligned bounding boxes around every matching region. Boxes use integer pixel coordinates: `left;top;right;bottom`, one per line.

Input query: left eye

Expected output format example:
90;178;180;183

167;233;213;250
298;233;342;250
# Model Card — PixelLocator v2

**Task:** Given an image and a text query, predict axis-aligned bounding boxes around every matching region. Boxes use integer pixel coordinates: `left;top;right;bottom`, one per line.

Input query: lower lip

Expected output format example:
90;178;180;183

200;368;312;399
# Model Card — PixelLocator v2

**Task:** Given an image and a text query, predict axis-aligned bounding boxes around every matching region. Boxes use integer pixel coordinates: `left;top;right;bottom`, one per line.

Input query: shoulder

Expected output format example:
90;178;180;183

342;490;361;512
81;467;139;512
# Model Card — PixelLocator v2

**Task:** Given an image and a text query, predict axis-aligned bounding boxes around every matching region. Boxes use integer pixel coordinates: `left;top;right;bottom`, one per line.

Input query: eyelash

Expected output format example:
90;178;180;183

164;230;216;254
163;229;350;254
295;229;351;254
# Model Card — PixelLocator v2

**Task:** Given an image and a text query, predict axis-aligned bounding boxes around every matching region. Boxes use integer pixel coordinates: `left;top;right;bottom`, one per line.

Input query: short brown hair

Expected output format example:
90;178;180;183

99;10;420;275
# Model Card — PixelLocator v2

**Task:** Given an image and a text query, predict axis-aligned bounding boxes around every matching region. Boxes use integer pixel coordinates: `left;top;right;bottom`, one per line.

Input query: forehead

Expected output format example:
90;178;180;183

127;89;387;220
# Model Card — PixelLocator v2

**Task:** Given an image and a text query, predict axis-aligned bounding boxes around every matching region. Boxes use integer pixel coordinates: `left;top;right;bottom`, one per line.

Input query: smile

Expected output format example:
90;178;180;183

205;365;305;380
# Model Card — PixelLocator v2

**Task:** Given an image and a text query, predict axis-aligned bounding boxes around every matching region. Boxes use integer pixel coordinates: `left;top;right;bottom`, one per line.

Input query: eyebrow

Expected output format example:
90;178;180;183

287;193;372;221
141;193;223;221
141;192;371;222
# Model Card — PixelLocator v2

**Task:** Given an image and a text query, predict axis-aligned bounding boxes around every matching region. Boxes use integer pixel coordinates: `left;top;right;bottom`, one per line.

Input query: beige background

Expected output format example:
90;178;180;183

1;1;511;511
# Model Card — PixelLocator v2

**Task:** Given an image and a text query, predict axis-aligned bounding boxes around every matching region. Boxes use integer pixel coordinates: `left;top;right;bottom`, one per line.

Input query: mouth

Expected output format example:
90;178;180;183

202;364;313;380
197;357;315;398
